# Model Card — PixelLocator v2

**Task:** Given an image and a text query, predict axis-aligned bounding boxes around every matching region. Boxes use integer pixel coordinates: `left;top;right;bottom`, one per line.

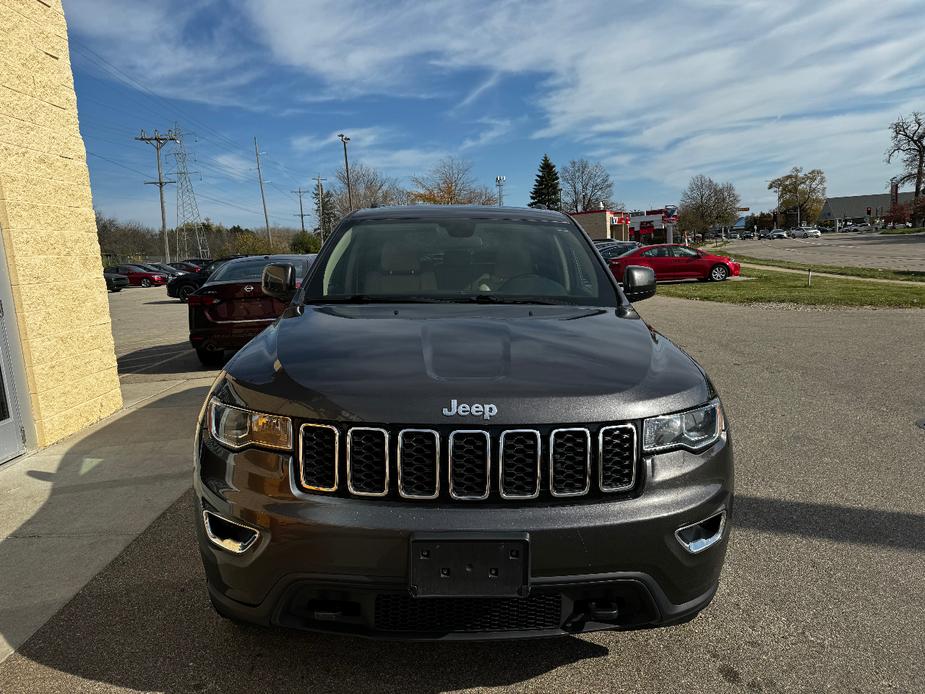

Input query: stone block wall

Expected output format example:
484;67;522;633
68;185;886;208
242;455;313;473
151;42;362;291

0;0;122;446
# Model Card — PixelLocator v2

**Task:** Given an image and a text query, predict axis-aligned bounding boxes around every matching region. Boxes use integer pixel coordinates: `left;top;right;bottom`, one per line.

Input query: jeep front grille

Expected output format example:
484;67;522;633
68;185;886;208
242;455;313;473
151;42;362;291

296;423;639;502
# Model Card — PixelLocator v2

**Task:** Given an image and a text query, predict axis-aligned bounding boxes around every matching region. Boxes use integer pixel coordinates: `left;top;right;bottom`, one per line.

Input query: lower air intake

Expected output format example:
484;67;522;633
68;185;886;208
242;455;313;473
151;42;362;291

374;593;562;633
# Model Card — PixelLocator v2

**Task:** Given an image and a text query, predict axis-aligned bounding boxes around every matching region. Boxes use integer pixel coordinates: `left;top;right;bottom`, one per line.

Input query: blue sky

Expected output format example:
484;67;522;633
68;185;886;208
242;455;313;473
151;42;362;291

65;0;924;229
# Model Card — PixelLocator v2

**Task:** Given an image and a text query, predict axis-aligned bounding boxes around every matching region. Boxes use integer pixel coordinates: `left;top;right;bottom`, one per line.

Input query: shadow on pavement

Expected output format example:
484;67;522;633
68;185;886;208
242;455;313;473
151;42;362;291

1;390;923;692
117;342;220;376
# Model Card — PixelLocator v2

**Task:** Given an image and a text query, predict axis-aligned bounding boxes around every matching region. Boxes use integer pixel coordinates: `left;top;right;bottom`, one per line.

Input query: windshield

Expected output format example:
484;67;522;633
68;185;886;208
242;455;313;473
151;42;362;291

303;218;618;306
208;256;314;284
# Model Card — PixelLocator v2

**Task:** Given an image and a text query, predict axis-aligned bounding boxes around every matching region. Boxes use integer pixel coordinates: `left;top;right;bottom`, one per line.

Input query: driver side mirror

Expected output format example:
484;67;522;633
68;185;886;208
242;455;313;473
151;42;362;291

623;265;656;302
262;263;297;302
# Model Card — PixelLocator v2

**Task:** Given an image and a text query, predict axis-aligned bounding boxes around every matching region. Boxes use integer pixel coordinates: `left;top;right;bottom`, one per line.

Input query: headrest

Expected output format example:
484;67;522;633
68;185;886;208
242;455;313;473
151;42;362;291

381;243;420;273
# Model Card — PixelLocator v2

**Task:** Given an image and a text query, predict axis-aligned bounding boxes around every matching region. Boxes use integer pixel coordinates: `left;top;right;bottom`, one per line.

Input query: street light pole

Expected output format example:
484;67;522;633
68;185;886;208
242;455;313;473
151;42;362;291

338;134;353;210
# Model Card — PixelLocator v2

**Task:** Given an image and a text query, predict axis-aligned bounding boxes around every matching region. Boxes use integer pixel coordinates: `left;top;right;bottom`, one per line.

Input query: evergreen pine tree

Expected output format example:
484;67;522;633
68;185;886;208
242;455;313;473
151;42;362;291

312;181;337;235
529;154;562;211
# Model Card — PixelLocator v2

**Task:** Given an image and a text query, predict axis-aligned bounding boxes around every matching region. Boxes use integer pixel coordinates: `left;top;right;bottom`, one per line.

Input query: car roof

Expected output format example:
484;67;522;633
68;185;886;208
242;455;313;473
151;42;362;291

347;205;569;222
218;254;315;266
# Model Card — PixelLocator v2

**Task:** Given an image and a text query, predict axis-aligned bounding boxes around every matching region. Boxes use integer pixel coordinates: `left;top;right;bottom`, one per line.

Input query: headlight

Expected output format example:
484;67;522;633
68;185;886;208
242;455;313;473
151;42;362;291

643;400;724;453
208;399;292;450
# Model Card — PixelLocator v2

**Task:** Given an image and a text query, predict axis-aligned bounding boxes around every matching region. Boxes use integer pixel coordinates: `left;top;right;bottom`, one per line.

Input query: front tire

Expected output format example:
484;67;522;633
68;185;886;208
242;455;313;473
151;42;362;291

802;232;808;238
110;286;122;293
196;346;225;367
140;278;151;288
709;264;729;281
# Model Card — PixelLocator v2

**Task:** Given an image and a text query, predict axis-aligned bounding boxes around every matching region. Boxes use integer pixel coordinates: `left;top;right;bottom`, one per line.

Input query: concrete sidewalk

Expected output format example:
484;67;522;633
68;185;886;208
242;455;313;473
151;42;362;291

0;375;212;663
739;262;922;285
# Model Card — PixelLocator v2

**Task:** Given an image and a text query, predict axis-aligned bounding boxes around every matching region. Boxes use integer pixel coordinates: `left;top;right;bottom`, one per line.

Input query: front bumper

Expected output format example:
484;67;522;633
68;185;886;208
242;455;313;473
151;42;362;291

194;428;733;639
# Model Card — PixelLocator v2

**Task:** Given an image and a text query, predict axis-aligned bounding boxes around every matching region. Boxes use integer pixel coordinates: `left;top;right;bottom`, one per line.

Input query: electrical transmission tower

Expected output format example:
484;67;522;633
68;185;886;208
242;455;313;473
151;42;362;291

172;128;209;259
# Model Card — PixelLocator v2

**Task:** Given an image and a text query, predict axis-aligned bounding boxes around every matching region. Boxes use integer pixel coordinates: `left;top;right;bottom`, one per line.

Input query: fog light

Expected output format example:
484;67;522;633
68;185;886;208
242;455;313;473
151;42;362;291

202;510;260;554
675;510;726;554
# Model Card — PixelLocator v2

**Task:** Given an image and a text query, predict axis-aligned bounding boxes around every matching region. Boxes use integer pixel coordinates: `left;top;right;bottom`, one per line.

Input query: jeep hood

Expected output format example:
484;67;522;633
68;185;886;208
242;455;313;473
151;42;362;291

224;304;712;425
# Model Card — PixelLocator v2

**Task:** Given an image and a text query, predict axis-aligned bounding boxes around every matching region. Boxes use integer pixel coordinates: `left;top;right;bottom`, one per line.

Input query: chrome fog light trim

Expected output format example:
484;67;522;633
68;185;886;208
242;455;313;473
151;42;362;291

674;510;726;554
202;510;261;554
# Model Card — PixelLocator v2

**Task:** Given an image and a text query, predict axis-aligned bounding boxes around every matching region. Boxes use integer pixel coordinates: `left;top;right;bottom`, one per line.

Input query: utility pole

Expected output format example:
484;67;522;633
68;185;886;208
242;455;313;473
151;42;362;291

315;174;328;242
338;134;353;210
254;137;272;243
293;187;309;233
136;129;178;262
495;175;506;206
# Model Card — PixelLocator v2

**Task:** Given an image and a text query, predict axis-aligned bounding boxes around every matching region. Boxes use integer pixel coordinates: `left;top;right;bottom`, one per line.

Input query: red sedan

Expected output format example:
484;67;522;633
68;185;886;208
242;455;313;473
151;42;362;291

103;264;168;287
608;244;740;282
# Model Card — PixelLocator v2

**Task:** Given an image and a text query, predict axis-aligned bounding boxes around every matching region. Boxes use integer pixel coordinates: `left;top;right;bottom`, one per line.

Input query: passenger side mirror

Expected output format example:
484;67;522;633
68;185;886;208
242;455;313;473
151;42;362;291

262;263;297;302
623;265;656;302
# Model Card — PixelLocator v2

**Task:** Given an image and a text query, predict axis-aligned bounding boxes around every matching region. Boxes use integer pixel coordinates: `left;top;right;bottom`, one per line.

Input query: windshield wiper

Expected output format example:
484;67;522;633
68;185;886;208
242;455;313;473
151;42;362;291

460;295;570;305
305;295;458;304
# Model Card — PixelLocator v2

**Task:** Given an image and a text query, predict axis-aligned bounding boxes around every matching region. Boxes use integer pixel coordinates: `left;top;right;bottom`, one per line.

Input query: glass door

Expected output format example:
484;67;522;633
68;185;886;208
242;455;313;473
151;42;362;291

0;299;24;463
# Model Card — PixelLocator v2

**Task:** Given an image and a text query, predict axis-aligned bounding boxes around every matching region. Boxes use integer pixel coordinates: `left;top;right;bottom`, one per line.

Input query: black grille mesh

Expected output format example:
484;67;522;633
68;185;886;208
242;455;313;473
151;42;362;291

600;425;636;491
300;425;337;491
348;429;387;494
550;429;589;496
500;431;540;498
450;432;489;499
398;431;438;498
374;593;562;633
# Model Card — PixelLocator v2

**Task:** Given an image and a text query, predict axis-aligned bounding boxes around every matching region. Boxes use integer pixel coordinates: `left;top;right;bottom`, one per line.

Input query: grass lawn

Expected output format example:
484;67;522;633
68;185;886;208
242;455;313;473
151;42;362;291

731;254;925;283
880;227;925;235
656;269;925;308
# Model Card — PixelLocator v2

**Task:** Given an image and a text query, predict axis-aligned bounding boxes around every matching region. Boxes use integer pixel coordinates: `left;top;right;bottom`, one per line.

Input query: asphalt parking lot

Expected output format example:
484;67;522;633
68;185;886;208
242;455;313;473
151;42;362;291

0;286;923;693
720;231;925;272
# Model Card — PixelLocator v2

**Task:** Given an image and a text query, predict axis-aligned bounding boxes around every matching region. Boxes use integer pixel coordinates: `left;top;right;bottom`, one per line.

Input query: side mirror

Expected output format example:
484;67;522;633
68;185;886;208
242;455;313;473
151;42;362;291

262;263;297;302
623;265;656;302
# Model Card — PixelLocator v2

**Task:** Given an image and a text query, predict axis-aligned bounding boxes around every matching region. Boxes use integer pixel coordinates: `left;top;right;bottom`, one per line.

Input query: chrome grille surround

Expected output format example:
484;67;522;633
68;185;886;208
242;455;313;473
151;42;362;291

548;427;591;498
448;430;491;501
298;423;339;492
598;424;637;493
397;428;440;500
293;423;638;501
499;429;542;500
346;426;390;497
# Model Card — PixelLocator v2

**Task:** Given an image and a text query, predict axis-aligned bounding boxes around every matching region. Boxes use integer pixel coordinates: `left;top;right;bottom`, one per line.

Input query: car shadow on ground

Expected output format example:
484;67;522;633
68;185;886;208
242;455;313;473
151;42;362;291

1;391;923;693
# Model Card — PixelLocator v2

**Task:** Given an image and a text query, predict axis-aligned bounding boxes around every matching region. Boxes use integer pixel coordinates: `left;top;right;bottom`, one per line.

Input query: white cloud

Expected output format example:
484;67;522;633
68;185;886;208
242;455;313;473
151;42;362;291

64;0;260;105
243;0;925;198
461;118;512;150
291;126;394;153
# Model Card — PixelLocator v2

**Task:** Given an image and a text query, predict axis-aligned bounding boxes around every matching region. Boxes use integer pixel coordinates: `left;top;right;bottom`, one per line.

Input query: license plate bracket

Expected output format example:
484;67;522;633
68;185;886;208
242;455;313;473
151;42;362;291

409;533;530;598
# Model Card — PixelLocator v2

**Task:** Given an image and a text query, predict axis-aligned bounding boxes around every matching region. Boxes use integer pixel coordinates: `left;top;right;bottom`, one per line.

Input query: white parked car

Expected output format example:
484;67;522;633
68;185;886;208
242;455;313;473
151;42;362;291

796;228;821;238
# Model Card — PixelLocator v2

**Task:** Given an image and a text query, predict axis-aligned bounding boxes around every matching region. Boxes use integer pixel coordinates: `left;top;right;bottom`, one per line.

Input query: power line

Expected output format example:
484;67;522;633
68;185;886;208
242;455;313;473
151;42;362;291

87;151;150;178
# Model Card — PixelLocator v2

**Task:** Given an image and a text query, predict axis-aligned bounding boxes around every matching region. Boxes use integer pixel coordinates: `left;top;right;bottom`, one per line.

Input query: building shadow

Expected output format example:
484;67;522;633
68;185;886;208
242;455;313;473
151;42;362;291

117;342;223;376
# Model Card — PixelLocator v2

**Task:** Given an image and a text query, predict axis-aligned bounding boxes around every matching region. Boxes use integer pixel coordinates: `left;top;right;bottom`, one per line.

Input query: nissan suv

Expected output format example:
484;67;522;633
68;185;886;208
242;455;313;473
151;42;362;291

194;206;734;639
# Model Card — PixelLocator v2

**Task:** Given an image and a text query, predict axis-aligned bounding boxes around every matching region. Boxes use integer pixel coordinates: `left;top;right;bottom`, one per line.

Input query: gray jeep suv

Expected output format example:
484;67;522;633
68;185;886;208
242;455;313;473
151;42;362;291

194;205;733;639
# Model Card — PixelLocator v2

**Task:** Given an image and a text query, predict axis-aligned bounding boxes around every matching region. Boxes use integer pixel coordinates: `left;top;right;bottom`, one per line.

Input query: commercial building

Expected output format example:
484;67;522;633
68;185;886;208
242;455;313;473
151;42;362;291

569;210;632;240
818;192;915;224
0;0;122;463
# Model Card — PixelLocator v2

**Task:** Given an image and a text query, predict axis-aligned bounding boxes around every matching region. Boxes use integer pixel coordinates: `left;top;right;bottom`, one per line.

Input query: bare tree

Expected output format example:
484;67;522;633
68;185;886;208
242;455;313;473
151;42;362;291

678;175;741;234
560;159;615;212
331;162;407;219
886;112;925;226
409;157;496;205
